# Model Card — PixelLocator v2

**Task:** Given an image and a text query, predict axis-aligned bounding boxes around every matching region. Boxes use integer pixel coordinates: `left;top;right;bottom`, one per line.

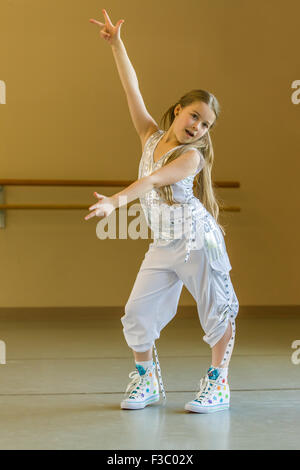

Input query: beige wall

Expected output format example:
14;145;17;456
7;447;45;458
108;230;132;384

0;0;299;308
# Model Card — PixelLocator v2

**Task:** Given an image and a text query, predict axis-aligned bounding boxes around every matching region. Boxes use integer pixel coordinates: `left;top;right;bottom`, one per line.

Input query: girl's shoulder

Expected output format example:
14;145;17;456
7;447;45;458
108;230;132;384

177;145;205;174
142;129;163;153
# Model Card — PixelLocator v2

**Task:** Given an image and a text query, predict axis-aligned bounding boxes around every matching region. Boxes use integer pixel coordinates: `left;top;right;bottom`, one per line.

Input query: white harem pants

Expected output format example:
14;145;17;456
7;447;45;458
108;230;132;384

121;236;239;367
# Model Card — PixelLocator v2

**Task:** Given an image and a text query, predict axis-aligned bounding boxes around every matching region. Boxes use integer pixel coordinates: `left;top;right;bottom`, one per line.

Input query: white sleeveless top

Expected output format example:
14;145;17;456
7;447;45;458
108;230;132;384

138;129;232;271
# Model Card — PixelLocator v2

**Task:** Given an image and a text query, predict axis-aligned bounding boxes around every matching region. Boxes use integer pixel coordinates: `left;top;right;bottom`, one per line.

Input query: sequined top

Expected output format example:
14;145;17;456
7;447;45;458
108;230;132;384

138;129;232;271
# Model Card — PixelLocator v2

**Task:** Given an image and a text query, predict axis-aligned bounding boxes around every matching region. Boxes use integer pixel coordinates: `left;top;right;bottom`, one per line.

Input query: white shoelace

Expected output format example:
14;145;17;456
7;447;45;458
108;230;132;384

125;370;147;399
195;375;217;402
124;343;166;401
153;343;166;401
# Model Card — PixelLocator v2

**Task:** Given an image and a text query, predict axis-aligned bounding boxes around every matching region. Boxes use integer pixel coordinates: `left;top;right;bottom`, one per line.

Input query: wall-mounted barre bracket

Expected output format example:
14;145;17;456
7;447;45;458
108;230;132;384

0;186;5;229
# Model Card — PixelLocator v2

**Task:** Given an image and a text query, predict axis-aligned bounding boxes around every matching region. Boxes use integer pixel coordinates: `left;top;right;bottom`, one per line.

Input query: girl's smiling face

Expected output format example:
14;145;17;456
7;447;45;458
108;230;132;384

173;101;216;143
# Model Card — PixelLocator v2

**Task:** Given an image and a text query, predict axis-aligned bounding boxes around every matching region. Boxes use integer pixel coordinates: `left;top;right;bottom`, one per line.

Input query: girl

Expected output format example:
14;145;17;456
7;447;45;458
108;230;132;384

86;9;239;413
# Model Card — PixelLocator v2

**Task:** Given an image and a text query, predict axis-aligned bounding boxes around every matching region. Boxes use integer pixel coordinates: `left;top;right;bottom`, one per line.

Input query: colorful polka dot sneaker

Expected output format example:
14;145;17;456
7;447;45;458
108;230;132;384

121;361;160;410
184;366;230;413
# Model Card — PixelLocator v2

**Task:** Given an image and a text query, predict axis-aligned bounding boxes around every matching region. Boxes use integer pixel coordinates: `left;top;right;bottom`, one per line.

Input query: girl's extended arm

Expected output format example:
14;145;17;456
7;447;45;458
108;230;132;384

112;40;158;141
111;39;139;95
110;150;200;209
84;175;154;221
90;9;158;140
85;150;200;220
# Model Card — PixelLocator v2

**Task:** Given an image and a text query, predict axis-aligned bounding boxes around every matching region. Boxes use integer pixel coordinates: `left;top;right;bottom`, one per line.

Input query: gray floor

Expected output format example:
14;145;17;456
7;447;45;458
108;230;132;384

0;308;299;450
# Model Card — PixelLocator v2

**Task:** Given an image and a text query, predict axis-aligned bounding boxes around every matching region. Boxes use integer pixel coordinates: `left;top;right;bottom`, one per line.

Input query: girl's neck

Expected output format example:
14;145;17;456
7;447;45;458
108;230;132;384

162;130;180;146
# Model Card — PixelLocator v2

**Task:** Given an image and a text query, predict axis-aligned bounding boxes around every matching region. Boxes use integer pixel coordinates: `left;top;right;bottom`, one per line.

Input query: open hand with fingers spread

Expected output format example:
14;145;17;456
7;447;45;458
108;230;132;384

84;192;116;221
89;8;125;45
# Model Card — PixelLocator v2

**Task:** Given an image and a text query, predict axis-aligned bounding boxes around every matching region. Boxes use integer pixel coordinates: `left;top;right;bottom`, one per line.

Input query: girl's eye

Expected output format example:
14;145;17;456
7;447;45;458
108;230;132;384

191;114;209;128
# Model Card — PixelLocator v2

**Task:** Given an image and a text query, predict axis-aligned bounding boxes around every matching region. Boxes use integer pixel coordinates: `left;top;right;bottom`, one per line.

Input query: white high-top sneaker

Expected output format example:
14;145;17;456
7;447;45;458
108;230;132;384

121;362;160;410
185;366;230;413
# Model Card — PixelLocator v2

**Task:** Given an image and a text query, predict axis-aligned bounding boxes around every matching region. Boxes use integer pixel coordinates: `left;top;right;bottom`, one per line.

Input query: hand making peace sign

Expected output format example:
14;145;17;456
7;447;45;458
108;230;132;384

89;8;125;45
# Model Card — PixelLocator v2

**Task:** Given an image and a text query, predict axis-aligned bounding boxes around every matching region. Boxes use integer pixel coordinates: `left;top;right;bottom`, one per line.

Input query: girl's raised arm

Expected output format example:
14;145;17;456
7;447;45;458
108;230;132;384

89;9;158;144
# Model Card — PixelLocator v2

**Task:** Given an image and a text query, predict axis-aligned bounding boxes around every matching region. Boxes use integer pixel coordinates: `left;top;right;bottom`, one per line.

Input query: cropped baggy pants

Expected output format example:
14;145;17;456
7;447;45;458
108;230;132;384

121;236;239;367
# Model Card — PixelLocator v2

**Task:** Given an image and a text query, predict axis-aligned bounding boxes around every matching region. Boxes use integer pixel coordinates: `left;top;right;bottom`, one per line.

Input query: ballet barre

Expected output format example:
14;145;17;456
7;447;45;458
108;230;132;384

0;179;240;228
0;179;240;187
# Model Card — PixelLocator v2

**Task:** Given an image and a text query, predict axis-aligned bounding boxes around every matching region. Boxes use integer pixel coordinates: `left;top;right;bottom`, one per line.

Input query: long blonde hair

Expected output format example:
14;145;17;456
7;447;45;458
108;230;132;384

159;89;226;235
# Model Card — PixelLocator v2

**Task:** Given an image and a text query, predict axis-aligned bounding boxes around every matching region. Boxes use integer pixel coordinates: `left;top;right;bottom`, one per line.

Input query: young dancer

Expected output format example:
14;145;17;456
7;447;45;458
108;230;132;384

86;9;239;413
